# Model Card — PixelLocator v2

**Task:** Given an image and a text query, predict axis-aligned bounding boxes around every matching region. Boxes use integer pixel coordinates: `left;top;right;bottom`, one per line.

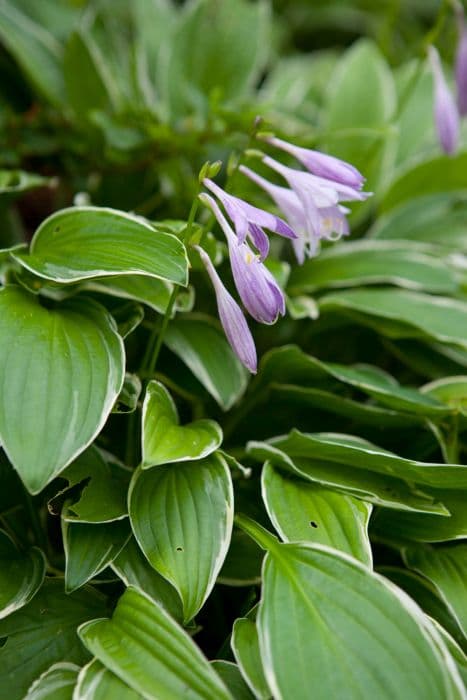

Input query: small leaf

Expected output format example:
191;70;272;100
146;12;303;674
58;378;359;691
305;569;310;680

0;170;52;202
63;519;131;593
25;662;79;700
0;529;45;619
0;288;125;493
78;587;231;699
111;536;183;622
129;454;233;622
211;661;255;700
231;618;270;700
12;207;188;286
74;659;142;700
404;544;467;638
0;579;105;699
262;464;372;566
164;315;248;410
142;380;222;467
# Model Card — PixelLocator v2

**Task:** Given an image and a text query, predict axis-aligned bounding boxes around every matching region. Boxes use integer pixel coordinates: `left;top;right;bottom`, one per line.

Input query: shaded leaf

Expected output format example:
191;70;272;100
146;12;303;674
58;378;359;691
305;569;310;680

74;658;142;700
231;618;270;700
25;662;79;700
211;661;255;700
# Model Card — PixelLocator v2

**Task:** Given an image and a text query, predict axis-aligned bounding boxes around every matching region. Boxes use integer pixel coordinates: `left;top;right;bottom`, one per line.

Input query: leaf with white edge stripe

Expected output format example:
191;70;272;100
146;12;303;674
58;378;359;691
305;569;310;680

74;658;142;700
25;662;79;700
142;380;222;467
404;544;467;638
261;463;372;566
211;661;255;700
12;207;188;286
0;529;45;619
78;587;232;700
231;618;271;700
0;287;125;493
129;454;234;623
236;516;462;700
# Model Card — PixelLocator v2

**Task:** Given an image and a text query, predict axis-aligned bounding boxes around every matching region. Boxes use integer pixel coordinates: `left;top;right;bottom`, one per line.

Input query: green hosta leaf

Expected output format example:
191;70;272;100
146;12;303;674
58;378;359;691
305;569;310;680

12;207;188;286
112;302;144;339
142;380;222;467
160;0;270;118
218;529;264;586
247;437;449;514
51;446;129;524
370;192;467;252
371;489;467;542
320;289;467;350
111;536;183;622
404;544;467;638
0;580;105;700
288;240;456;294
79;587;231;699
421;376;467;417
63;519;131;593
231;618;270;700
0;287;125;494
262;463;372;566
25;662;79;700
0;529;45;619
64;31;117;118
164;315;248;410
129;454;233;622
257;345;449;418
0;2;65;105
74;659;142;700
237;518;461;700
0;170;52;202
429;620;467;687
113;373;142;414
82;275;194;314
286;294;319;320
381;151;467;212
211;661;255;700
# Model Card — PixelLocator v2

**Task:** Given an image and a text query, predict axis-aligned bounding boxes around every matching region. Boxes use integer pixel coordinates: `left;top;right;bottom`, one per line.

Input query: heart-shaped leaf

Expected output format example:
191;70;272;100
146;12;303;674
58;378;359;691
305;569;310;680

78;587;231;699
262;463;372;566
0;529;45;619
74;659;142;700
63;519;131;593
0;287;125;493
237;517;463;700
12;207;188;286
142;380;222;467
25;662;79;700
129;454;233;622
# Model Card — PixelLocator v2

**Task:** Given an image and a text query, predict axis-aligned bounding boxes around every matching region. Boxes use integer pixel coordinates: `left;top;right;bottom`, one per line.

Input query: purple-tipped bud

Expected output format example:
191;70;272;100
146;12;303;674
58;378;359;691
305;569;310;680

429;45;460;155
195;245;257;373
456;5;467;116
203;178;296;260
264;136;366;189
200;194;286;324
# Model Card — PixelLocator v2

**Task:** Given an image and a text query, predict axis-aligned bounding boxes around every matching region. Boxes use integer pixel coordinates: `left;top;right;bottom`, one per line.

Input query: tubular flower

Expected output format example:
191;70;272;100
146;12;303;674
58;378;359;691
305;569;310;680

428;45;460;155
240;165;352;264
455;4;467;116
200;193;285;324
263;135;366;189
195;245;257;373
203;177;296;260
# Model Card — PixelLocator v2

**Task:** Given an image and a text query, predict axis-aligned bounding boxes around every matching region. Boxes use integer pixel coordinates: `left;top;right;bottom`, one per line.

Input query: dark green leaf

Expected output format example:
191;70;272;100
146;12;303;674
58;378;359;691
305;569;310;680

25;662;79;700
0;529;45;619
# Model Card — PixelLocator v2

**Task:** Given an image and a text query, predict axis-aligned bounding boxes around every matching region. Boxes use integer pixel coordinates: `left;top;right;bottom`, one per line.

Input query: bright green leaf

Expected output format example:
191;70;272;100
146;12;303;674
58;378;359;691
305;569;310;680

0;287;125;493
231;618;270;700
25;662;79;700
74;658;142;700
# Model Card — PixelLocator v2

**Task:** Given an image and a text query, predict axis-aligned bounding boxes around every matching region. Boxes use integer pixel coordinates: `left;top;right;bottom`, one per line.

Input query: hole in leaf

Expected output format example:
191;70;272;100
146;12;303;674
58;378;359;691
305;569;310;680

309;521;318;528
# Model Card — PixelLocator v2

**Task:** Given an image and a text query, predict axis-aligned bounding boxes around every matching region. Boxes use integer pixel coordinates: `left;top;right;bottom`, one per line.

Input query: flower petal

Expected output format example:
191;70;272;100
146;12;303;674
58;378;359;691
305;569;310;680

429;45;460;155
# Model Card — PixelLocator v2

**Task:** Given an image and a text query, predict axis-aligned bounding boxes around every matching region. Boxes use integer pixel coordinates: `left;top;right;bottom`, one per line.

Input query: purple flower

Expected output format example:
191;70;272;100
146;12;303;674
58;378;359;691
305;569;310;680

203;178;296;260
263;135;365;189
456;4;467;116
429;45;460;155
200;194;285;324
240;165;351;264
195;245;257;373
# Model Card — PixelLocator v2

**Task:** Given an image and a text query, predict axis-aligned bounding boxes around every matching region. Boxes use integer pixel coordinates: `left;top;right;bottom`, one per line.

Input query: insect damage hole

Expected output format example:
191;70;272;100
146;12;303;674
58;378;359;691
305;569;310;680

309;521;318;528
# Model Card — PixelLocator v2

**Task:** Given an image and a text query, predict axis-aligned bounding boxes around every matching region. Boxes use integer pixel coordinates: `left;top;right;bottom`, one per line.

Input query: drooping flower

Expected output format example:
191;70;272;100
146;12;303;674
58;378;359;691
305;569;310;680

200;193;285;324
203;177;296;260
428;45;460;155
455;4;467;116
240;165;352;264
262;135;366;189
195;245;257;373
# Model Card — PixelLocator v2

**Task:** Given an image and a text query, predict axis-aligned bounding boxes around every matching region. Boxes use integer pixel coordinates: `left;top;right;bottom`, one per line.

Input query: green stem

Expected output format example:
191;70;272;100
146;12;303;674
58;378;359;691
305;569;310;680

234;513;279;552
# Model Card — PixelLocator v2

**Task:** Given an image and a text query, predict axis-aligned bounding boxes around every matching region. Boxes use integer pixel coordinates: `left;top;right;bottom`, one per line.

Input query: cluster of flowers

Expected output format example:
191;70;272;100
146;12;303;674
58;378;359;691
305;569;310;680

430;3;467;154
196;137;370;373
